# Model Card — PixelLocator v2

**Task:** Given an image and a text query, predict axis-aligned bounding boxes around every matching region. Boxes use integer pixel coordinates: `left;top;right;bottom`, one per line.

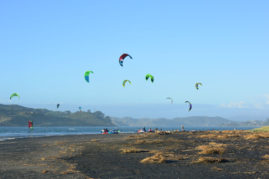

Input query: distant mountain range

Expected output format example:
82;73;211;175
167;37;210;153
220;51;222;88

0;104;114;126
111;116;269;127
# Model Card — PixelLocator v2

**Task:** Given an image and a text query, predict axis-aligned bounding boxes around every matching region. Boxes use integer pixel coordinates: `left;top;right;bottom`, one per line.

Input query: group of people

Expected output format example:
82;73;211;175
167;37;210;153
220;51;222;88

138;125;185;133
101;128;119;134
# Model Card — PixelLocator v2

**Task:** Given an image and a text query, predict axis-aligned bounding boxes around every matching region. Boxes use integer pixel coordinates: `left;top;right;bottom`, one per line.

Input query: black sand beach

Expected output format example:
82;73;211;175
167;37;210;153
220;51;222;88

1;131;269;178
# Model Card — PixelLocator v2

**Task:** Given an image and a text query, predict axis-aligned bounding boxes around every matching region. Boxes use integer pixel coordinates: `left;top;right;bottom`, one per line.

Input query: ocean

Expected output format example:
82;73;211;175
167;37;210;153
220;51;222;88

0;126;255;141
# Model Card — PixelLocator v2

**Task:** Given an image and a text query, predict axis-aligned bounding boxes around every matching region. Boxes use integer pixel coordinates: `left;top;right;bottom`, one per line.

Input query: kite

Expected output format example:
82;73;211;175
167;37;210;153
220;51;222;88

123;80;131;87
185;101;192;112
10;93;20;100
119;53;132;67
145;74;154;83
84;71;94;83
195;82;203;90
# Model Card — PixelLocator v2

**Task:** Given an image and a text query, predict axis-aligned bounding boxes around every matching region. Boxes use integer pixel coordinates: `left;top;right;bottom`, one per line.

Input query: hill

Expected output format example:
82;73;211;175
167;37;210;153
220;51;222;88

0;104;114;127
111;116;266;127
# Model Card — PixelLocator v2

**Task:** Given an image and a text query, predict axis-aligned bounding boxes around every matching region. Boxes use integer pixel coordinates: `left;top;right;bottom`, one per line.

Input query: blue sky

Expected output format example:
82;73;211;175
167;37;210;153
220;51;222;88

0;1;268;119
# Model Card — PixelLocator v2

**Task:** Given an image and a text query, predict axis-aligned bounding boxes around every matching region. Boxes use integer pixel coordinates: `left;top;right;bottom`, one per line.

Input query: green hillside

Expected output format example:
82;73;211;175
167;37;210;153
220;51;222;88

0;104;114;127
252;126;269;132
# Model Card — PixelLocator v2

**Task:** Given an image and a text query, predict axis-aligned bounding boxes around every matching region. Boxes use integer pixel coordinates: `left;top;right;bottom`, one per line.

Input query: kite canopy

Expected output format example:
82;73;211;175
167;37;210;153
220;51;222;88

84;71;94;83
185;101;192;112
10;93;20;100
145;74;154;83
57;104;60;109
119;53;132;67
123;80;131;87
195;82;203;90
166;97;173;104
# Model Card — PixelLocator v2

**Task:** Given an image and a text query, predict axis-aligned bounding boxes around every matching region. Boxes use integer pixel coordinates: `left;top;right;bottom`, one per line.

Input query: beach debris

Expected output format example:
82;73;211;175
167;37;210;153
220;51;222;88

119;53;132;67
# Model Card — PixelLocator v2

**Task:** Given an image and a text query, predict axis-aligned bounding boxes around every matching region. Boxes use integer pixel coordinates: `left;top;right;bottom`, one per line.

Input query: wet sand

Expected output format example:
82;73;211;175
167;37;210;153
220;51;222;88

1;130;269;178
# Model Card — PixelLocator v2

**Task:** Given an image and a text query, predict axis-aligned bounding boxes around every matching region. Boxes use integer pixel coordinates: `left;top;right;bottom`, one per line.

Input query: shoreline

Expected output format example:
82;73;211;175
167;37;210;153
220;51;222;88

0;126;256;141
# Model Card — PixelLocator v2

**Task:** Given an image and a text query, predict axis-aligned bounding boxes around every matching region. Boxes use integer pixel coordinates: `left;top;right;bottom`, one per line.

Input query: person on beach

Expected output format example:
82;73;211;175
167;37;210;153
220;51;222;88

28;120;33;129
143;127;146;132
181;125;184;132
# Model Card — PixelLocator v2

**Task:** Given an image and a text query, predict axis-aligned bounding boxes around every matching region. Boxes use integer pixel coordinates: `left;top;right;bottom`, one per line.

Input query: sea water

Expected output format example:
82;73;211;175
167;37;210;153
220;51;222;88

0;126;255;141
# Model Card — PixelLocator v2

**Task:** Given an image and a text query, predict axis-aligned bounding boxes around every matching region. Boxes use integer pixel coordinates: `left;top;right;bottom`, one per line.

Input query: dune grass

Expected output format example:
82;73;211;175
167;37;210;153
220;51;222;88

134;138;182;145
244;132;269;140
140;152;185;164
262;154;269;160
193;157;229;164
134;139;163;145
211;166;223;171
140;153;167;164
252;126;269;132
195;142;227;155
120;147;149;153
198;131;242;140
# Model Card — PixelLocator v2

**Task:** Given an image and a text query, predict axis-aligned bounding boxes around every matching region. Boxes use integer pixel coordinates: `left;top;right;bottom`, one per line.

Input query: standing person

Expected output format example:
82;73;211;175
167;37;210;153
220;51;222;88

181;125;185;132
28;120;31;128
28;120;33;129
143;127;146;132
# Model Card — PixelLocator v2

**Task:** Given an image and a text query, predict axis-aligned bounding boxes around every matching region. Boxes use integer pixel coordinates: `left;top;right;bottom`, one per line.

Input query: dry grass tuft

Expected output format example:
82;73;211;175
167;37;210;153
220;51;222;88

140;152;186;164
211;166;223;171
42;170;49;174
134;138;182;145
120;147;149;153
196;142;227;155
54;141;66;145
243;133;269;140
198;134;218;139
252;126;269;132
198;133;241;140
60;164;78;175
134;139;163;145
165;138;183;143
262;154;269;160
194;156;228;164
40;157;46;161
125;134;150;140
140;153;166;164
